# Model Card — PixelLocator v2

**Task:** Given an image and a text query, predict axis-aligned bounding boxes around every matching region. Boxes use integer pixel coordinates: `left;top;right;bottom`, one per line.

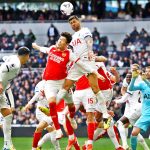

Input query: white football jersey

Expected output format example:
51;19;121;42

34;81;48;108
70;27;92;60
0;55;21;91
123;77;142;110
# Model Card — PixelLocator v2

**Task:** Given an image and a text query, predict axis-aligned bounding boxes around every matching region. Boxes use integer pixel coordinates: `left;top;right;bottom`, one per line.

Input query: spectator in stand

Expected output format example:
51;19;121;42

47;23;59;42
124;0;135;17
144;0;150;18
130;26;139;39
92;27;100;38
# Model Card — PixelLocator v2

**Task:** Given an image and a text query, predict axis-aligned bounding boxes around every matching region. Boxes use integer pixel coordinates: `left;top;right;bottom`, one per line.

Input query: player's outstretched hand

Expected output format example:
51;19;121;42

32;43;40;51
23;103;32;111
110;67;117;74
132;70;139;78
93;71;105;81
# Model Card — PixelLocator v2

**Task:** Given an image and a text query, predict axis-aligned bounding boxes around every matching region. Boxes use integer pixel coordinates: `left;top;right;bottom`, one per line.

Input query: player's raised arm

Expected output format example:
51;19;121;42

24;92;40;111
109;67;120;83
129;70;141;91
95;56;107;62
32;43;50;54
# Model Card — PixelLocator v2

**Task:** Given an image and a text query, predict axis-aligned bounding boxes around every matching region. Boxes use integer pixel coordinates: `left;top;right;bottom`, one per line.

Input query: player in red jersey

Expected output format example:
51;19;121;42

91;63;125;150
56;16;111;131
32;32;100;139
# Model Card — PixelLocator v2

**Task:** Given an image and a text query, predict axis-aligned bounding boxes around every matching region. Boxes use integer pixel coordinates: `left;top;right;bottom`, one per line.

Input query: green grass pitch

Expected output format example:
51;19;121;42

0;137;150;150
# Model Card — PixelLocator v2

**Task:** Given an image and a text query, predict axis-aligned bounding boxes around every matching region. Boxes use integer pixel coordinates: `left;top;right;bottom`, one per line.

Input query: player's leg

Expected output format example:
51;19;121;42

32;121;48;149
137;133;150;150
117;116;130;149
82;89;96;150
64;90;77;129
107;122;123;150
130;127;141;150
56;79;75;103
65;95;81;150
38;126;61;150
87;73;111;129
44;80;64;138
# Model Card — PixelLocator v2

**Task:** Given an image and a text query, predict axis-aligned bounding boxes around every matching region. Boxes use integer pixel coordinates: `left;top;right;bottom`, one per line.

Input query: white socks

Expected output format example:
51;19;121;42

137;133;150;150
38;131;61;150
117;120;128;147
3;114;13;148
93;128;103;141
107;125;120;149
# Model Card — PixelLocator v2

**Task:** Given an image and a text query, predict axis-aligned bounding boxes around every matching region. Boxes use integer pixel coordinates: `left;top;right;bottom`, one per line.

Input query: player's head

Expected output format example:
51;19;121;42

145;66;150;79
17;46;30;65
126;72;132;84
68;15;81;32
131;63;140;72
56;32;72;50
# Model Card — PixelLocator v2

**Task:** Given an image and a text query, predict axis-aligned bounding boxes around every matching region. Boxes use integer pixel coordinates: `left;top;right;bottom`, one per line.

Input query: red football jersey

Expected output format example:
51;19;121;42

98;67;112;90
43;46;70;80
75;75;90;90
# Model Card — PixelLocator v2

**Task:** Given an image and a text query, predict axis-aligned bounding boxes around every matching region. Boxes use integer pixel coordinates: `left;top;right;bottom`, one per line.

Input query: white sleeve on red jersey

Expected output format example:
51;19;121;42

39;45;54;54
95;62;105;69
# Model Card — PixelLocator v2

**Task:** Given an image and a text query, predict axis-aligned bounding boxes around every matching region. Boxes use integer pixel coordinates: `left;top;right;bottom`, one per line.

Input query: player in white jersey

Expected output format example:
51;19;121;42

115;67;149;150
24;81;61;150
0;46;30;150
56;15;111;131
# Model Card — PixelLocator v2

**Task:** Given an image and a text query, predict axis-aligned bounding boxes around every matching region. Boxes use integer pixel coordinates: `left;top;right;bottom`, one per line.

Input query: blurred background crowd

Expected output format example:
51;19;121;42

0;0;150;126
1;0;150;21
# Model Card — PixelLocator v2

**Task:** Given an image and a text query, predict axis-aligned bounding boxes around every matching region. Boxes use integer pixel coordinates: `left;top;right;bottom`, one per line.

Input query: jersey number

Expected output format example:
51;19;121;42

88;98;94;104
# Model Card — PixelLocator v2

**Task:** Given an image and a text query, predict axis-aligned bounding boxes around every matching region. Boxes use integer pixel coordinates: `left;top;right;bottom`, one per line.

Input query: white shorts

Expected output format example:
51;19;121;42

44;79;65;100
58;111;66;125
124;106;141;125
0;93;10;109
0;113;3;126
73;88;96;112
67;61;97;81
95;89;113;112
36;109;53;125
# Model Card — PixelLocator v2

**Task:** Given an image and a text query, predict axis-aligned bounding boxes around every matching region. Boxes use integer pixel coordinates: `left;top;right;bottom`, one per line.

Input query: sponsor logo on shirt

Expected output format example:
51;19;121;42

49;52;64;63
71;38;81;46
144;94;150;100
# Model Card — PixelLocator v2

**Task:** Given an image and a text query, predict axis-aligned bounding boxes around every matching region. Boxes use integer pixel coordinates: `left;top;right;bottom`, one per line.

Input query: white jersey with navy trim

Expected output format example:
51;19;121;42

0;55;21;91
70;27;92;61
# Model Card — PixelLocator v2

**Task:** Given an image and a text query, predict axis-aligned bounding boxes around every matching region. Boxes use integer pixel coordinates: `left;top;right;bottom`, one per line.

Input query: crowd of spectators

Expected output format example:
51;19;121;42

0;0;150;21
0;29;36;51
0;25;149;125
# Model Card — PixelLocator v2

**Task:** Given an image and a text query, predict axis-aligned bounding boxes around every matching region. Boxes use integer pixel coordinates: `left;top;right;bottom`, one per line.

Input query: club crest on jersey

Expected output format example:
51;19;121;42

62;52;66;57
72;39;81;46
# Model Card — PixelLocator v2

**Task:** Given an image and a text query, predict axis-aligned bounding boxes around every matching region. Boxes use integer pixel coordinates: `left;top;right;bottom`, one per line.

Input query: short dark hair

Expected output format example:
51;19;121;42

17;46;30;56
68;15;79;22
61;32;72;43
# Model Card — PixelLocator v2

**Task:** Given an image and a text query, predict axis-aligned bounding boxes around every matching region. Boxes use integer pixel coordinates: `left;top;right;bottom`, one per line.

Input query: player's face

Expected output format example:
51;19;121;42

126;74;132;84
56;36;67;50
145;68;150;79
131;65;139;72
69;18;81;31
22;54;29;65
